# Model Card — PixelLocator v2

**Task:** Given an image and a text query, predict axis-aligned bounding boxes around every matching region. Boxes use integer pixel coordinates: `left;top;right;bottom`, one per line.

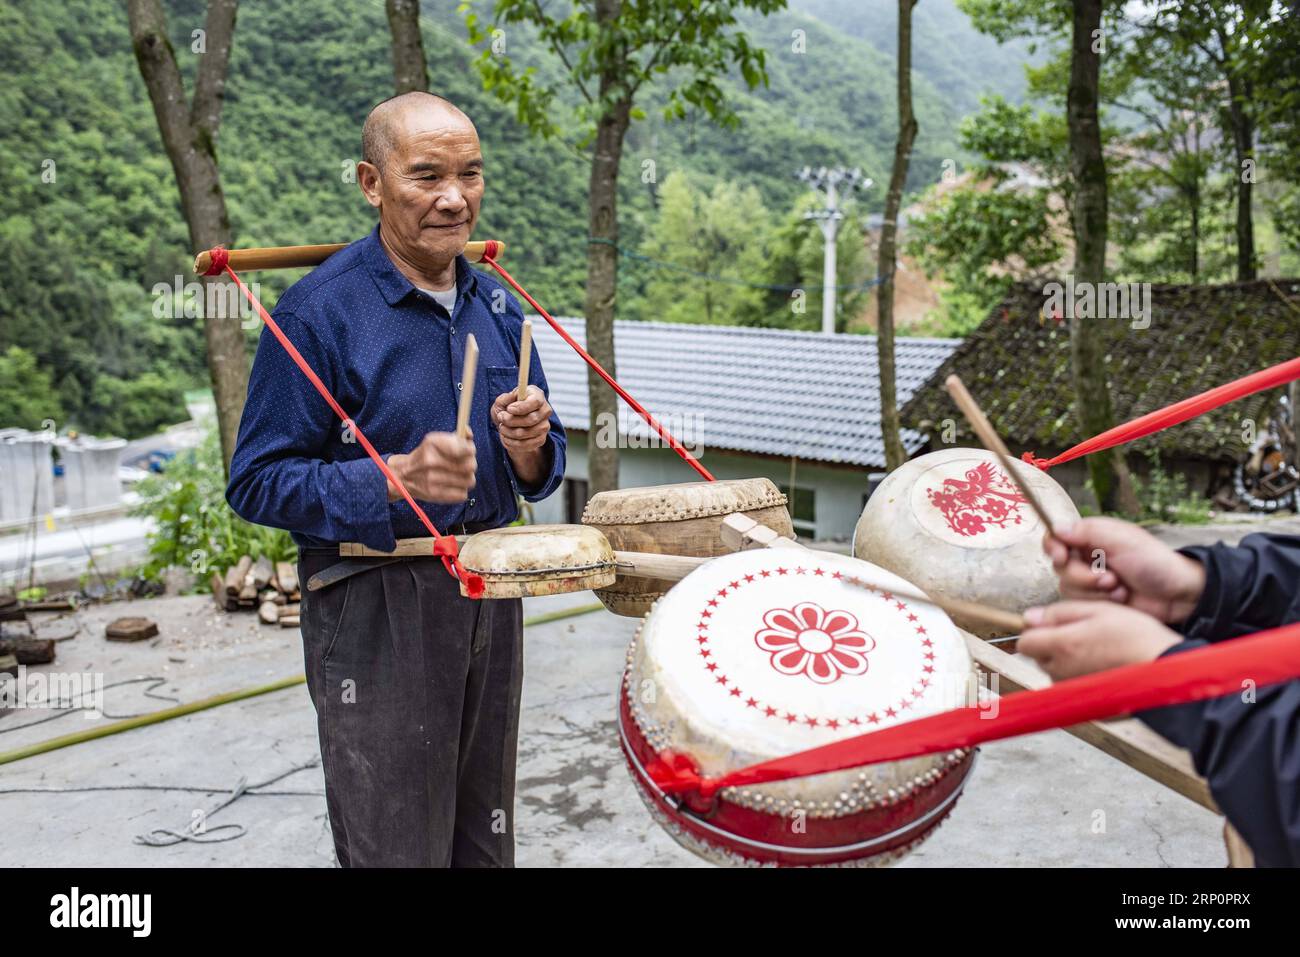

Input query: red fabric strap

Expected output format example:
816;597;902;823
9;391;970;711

207;250;483;597
651;620;1300;798
1024;355;1300;470
480;254;715;482
202;246;230;276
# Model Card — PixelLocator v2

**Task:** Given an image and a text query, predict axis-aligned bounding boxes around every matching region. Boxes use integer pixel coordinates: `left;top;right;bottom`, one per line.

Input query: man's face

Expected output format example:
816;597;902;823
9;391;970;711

360;107;483;268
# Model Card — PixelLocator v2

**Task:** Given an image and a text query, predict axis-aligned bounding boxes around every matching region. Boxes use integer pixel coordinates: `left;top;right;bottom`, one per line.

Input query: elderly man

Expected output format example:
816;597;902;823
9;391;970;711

1020;519;1300;867
227;91;566;867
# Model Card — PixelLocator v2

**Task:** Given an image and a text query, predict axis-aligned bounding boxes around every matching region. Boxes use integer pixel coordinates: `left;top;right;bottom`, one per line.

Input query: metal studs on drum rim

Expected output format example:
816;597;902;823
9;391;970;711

457;524;617;598
618;548;977;867
852;447;1081;638
583;478;794;617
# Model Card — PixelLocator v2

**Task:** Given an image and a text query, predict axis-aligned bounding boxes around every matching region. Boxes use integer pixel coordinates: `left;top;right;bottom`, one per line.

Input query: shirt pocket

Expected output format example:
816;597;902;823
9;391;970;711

482;366;523;421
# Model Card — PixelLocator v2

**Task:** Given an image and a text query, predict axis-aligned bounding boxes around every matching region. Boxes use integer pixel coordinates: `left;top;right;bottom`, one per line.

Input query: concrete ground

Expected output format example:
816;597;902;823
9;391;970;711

3;514;1297;868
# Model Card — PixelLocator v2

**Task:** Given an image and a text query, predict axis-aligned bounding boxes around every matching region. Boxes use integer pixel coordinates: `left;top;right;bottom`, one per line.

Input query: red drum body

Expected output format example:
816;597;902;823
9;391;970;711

854;448;1081;638
618;549;977;867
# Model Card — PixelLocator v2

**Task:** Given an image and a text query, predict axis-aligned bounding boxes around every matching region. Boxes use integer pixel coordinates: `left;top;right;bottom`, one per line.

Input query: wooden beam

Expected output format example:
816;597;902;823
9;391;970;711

718;513;1218;815
963;630;1216;813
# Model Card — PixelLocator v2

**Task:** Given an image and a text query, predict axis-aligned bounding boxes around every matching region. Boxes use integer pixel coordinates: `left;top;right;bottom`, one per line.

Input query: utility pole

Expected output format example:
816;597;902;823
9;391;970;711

796;166;871;334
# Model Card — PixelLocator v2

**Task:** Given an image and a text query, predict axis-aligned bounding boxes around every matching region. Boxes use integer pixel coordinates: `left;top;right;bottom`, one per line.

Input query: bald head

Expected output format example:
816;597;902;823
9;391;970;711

361;91;473;171
356;90;484;288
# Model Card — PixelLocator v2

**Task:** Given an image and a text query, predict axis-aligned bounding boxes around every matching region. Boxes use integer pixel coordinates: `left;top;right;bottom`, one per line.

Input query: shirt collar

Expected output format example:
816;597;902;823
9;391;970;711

364;224;480;306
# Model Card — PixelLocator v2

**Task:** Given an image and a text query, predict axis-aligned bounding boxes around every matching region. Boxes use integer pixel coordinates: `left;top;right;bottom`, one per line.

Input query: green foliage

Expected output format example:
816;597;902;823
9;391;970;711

746;194;872;330
0;0;993;418
0;346;63;430
87;372;189;440
633;171;770;325
131;426;295;581
461;0;786;143
623;172;872;330
1130;450;1212;525
905;166;1063;329
795;0;1038;118
959;97;1067;175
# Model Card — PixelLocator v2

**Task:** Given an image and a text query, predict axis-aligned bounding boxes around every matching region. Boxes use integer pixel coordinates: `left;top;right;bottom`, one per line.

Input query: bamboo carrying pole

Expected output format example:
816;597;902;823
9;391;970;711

193;239;506;275
516;319;533;401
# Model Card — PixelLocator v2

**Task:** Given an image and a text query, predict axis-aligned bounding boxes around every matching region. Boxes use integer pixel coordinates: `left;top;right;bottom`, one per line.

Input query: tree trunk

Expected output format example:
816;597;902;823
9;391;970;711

385;0;429;94
1066;0;1139;516
584;94;630;496
128;0;248;478
1188;181;1200;282
582;0;630;497
876;0;918;473
1225;71;1256;280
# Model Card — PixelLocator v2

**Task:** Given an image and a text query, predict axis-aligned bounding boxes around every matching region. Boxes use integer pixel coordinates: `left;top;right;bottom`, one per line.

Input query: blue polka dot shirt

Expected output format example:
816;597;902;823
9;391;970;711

226;225;567;552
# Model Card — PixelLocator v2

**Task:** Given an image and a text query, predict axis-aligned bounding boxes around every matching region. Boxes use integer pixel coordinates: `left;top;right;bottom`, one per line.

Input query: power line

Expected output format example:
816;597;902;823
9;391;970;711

587;238;884;293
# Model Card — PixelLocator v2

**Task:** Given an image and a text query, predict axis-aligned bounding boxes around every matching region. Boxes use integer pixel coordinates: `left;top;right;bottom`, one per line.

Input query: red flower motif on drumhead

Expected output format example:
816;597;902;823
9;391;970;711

755;602;875;685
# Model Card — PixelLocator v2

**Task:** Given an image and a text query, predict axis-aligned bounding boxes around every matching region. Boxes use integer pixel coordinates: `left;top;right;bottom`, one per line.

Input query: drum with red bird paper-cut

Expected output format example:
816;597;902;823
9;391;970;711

853;448;1081;638
618;548;977;867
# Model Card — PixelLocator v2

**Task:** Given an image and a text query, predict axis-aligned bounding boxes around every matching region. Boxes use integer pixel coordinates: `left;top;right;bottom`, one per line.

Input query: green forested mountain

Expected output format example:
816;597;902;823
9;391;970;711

0;0;1023;437
789;0;1037;118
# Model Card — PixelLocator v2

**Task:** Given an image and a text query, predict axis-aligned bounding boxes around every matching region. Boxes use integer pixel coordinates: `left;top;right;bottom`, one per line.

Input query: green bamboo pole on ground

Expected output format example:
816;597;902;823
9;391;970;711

0;602;606;767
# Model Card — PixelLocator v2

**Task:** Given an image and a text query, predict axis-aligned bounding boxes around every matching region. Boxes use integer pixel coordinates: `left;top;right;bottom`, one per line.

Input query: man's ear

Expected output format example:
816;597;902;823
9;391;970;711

357;161;382;209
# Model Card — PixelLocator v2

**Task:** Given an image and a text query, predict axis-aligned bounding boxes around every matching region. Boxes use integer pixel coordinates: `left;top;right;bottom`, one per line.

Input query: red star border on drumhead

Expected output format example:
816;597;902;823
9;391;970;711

619;548;977;867
854;448;1081;637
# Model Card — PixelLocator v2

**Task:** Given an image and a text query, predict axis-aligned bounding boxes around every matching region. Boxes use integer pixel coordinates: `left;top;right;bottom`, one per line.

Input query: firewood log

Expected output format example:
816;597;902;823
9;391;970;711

275;562;298;595
225;555;253;595
251;555;273;590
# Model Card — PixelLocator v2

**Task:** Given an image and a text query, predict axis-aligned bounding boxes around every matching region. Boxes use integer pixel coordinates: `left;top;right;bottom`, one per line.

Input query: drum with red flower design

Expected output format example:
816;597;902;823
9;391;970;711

853;448;1081;637
619;548;977;867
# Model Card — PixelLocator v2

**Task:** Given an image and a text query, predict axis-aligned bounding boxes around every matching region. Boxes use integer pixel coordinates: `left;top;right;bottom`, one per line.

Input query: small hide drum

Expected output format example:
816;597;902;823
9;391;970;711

582;478;793;617
853;448;1081;637
457;524;616;598
619;549;976;867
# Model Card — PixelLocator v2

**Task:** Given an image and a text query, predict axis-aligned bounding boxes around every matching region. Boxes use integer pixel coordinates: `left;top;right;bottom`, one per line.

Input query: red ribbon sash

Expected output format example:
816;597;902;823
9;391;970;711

204;249;483;596
651;621;1300;798
1024;355;1300;469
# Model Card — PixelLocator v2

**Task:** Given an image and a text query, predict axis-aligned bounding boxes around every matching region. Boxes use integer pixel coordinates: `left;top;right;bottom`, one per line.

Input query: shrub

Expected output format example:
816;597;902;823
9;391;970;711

1131;450;1211;525
131;426;295;584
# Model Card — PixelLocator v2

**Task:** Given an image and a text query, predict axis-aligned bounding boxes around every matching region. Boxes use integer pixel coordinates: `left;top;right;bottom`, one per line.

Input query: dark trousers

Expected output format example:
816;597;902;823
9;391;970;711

296;549;524;867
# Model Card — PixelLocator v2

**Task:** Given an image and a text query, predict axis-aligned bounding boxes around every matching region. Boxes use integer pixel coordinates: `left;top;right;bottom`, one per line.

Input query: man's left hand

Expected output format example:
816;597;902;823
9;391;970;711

492;385;552;452
1018;601;1182;681
492;385;552;485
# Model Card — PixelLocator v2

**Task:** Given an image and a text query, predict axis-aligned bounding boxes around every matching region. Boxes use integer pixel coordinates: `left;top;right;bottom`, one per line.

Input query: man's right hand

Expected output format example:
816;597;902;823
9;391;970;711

1043;516;1207;625
384;431;477;503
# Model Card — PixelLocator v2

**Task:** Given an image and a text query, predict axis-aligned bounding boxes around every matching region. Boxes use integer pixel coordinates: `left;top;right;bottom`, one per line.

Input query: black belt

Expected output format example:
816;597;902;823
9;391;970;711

302;521;499;592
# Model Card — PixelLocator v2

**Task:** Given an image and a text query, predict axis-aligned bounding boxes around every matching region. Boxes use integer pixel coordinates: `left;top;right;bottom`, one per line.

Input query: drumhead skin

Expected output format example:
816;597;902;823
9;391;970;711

620;549;977;867
853;448;1081;637
458;524;616;598
583;478;794;617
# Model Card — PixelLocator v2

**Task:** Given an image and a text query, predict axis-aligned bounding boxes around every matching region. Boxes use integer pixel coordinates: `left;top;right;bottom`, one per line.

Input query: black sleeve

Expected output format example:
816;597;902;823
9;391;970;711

1175;533;1300;642
1137;639;1300;867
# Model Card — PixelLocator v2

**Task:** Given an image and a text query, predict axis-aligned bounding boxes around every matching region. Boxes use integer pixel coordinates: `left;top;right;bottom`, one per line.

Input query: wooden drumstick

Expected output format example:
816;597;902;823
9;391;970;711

516;320;533;402
456;334;479;440
840;572;1025;635
944;374;1056;535
720;513;1025;634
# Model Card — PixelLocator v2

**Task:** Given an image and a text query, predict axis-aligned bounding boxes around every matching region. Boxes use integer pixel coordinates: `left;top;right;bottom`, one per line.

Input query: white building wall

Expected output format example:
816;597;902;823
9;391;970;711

529;433;875;543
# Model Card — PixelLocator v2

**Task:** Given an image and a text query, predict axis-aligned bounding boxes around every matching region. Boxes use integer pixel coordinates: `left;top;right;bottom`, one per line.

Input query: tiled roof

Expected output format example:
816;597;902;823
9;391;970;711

529;317;961;469
901;279;1300;460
